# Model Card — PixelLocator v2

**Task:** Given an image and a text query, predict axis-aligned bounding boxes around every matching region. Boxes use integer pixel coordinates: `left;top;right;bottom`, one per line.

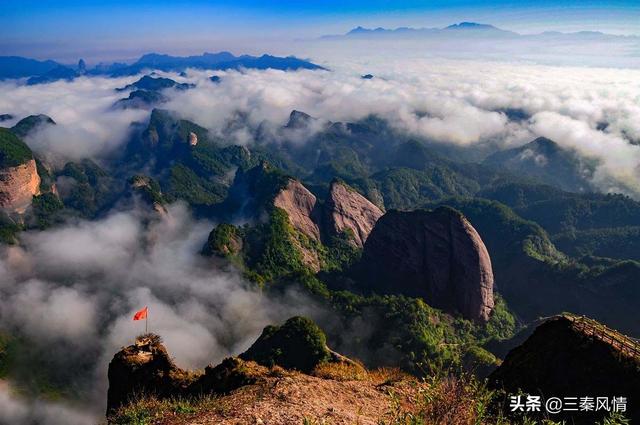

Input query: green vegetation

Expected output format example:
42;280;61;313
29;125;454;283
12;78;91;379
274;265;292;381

0;212;22;244
10;114;55;138
370;166;478;210
0;332;13;378
0;128;33;168
59;159;119;217
202;223;242;258
553;226;640;261
129;175;166;206
240;316;330;373
31;192;64;229
109;395;219;425
244;207;311;281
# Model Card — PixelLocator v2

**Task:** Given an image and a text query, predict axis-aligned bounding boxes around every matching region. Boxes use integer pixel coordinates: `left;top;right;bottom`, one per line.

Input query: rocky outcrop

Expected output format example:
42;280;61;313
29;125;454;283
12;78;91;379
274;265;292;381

489;315;640;424
188;131;198;146
106;334;197;414
324;180;383;247
359;207;494;322
273;179;321;241
0;159;41;214
106;317;357;416
285;110;314;129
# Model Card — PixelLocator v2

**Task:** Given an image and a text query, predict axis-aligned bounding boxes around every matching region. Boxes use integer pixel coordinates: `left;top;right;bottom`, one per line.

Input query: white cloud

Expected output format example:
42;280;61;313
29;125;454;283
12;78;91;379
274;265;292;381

0;203;323;421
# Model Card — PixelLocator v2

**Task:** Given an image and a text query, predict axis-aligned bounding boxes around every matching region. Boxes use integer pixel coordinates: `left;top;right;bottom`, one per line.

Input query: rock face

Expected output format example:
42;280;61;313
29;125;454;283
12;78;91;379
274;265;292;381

359;207;494;322
324;180;383;247
106;334;193;414
489;315;640;424
0;160;41;213
188;131;198;146
273;179;321;241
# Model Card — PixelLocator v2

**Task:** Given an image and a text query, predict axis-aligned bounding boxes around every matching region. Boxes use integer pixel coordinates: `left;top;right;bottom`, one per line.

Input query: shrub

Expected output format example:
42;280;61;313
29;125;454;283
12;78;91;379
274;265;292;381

240;316;330;373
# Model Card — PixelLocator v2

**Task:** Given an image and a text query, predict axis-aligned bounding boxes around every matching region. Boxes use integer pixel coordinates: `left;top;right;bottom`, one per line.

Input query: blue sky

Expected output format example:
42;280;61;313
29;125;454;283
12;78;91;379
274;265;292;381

1;0;639;61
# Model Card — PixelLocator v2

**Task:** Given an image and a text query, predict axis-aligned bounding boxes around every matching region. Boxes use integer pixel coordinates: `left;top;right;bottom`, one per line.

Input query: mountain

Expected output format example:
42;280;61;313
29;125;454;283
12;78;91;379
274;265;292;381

357;207;495;322
106;52;326;76
0;52;326;85
0;56;62;79
0;129;41;213
10;114;56;138
321;22;638;43
113;89;168;110
489;314;640;424
26;65;78;85
483;137;594;193
115;75;194;92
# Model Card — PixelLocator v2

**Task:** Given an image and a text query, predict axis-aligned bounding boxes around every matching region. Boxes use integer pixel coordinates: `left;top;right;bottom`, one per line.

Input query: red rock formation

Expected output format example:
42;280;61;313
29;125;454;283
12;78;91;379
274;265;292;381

0;159;41;213
273;179;322;271
324;181;383;247
188;131;198;146
360;207;494;322
273;179;321;241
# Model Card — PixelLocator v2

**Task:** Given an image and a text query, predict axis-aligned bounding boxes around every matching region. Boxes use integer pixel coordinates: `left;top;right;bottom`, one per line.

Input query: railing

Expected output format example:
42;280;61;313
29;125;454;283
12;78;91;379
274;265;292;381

563;314;640;360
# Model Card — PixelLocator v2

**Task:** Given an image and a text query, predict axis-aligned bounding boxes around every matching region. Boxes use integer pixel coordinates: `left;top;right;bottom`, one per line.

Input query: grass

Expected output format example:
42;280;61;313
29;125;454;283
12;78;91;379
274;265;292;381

312;360;368;381
380;374;504;425
108;395;220;425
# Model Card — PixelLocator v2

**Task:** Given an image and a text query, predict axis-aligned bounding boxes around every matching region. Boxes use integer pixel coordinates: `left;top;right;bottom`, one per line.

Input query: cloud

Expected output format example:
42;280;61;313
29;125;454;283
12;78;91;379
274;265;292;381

0;203;323;421
160;61;640;195
1;55;639;196
0;76;147;163
0;381;95;425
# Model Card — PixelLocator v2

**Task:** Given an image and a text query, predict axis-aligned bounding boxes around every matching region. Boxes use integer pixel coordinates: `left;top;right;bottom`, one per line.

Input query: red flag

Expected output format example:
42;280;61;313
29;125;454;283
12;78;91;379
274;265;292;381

133;306;148;321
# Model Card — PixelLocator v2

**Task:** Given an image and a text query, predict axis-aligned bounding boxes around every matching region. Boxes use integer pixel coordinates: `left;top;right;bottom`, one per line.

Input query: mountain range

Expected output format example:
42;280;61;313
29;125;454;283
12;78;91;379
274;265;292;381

0;52;326;84
321;21;639;42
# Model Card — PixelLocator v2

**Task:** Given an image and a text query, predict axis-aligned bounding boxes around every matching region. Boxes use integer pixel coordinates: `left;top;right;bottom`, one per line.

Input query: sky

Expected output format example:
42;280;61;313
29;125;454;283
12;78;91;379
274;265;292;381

0;0;639;62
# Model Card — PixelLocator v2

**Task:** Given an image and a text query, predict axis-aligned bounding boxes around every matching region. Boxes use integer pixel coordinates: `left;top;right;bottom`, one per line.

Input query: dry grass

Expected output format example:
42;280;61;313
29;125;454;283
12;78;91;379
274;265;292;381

381;375;500;425
312;360;368;381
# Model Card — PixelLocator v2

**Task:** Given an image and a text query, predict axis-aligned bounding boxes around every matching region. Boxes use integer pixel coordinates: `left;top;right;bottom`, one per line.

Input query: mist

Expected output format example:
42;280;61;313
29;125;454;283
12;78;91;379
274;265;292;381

2;39;640;423
0;203;324;423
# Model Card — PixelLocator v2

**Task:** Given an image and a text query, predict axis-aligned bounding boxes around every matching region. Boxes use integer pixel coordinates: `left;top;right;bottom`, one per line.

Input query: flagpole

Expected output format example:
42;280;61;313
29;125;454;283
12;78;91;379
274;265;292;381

146;307;148;334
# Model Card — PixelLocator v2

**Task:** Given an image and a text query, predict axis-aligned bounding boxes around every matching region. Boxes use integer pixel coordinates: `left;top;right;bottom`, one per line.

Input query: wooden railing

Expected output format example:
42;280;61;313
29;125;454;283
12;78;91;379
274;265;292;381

563;314;640;360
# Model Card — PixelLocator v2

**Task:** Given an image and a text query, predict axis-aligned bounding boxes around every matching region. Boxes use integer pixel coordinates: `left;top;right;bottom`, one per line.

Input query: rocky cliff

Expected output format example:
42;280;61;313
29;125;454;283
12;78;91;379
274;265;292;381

0;129;41;213
106;317;361;416
0;159;41;213
359;207;494;322
324;180;383;247
489;314;640;424
273;179;321;241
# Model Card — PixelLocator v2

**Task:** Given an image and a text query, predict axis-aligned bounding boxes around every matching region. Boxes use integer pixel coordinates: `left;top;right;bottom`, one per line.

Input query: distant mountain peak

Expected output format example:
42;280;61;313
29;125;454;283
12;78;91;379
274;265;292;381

445;22;497;30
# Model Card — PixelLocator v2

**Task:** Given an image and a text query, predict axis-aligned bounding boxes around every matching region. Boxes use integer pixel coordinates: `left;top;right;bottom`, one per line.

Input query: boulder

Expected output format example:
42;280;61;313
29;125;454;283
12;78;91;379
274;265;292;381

359;207;494;322
324;180;383;247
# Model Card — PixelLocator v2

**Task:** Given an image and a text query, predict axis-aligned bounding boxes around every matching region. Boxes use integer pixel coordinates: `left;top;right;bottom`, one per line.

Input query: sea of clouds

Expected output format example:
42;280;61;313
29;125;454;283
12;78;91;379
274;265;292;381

2;46;640;423
1;57;639;195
